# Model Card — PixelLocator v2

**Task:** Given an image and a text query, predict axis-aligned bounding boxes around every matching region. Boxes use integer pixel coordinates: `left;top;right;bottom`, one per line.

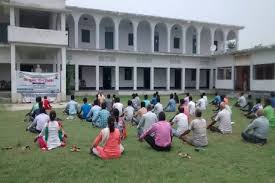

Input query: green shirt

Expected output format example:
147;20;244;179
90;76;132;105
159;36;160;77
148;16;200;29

263;105;275;127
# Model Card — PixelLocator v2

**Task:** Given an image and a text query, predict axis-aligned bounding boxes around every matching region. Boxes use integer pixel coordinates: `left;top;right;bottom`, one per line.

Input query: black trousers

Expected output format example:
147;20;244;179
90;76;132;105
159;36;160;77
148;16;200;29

144;135;171;151
241;132;267;144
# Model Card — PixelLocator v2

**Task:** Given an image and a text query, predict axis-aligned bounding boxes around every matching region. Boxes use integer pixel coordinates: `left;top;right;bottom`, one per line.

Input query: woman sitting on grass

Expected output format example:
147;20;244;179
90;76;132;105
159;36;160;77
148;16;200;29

91;116;124;159
34;111;66;151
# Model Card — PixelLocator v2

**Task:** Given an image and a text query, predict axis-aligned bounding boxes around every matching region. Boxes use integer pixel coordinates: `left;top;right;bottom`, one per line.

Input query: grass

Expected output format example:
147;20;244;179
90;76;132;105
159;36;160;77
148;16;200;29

0;95;275;183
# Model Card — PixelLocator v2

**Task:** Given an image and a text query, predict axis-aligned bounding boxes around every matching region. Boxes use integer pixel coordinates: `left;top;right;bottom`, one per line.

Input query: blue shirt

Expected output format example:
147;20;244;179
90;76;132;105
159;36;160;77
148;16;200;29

143;100;150;107
166;99;176;112
214;96;221;104
94;109;110;128
81;103;91;119
87;105;101;121
66;100;78;115
151;97;157;106
271;97;275;108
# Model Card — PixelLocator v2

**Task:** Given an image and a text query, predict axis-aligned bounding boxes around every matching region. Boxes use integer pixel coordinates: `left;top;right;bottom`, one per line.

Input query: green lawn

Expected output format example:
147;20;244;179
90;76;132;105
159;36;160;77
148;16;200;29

0;95;275;183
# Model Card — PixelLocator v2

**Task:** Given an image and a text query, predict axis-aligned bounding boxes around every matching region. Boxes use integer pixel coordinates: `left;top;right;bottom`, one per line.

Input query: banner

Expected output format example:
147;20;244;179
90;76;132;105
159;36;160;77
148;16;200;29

16;71;60;94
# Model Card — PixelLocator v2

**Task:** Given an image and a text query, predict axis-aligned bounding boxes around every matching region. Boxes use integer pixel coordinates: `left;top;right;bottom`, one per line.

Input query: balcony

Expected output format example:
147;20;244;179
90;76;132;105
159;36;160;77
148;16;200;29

9;0;66;11
8;26;68;46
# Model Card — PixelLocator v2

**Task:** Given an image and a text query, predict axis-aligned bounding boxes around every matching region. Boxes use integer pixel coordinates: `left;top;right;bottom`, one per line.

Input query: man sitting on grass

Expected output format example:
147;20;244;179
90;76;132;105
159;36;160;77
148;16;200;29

208;102;232;134
132;101;147;125
242;109;269;145
241;94;254;112
93;102;110;128
27;107;49;134
181;110;208;147
196;94;206;112
137;105;157;136
244;98;263;119
124;100;135;122
139;112;172;151
210;93;221;106
64;95;78;119
78;97;91;120
87;100;101;123
153;97;163;117
235;92;247;108
164;94;176;112
113;97;124;117
170;107;188;138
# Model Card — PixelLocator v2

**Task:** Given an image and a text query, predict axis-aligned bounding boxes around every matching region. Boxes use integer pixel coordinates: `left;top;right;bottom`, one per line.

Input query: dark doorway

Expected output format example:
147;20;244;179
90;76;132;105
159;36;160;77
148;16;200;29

0;23;8;43
20;64;34;72
143;68;150;89
103;67;112;89
174;69;182;89
235;66;250;91
105;32;114;49
154;35;159;52
200;69;210;89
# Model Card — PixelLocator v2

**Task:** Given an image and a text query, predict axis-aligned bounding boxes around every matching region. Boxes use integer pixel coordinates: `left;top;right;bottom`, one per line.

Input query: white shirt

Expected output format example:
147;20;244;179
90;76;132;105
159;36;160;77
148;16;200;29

188;101;196;116
124;106;135;121
113;102;124;116
172;113;189;135
33;113;50;131
197;98;206;111
203;96;208;106
238;96;247;107
153;102;163;116
215;109;232;134
137;111;158;132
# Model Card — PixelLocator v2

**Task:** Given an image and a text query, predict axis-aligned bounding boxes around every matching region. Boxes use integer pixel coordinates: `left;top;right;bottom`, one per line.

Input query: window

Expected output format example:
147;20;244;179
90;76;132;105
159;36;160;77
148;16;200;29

214;41;218;51
217;67;232;80
174;37;180;49
254;64;275;80
125;68;132;80
191;69;196;81
128;33;133;46
0;23;8;43
192;35;197;54
81;29;90;43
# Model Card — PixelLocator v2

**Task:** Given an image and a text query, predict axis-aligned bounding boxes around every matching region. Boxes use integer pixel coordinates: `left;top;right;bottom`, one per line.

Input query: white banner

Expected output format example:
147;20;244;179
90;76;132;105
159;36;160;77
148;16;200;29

16;71;60;93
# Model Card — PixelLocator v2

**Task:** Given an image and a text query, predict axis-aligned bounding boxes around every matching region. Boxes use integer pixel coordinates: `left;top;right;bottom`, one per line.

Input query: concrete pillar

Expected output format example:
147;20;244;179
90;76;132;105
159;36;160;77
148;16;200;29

209;69;214;89
166;67;170;90
167;25;172;53
115;66;119;90
181;68;185;91
150;67;154;90
196;68;200;90
16;63;20;71
96;65;99;91
150;22;156;53
61;13;66;31
223;30;229;52
114;19;120;50
133;66;137;90
61;47;66;101
182;26;186;54
75;64;79;91
231;66;234;89
95;17;101;49
196;27;202;55
11;44;16;103
133;22;138;52
73;14;80;49
15;8;20;26
210;28;215;54
10;7;15;26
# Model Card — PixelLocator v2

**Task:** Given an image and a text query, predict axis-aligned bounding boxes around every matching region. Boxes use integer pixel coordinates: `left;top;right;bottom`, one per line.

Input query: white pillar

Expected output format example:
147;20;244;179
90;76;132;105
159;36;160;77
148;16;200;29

96;65;99;91
196;68;200;90
61;13;66;31
11;44;16;103
73;14;80;49
166;67;170;90
181;68;185;91
133;22;138;52
75;64;79;91
167;25;172;53
223;30;229;52
150;67;154;90
114;19;120;50
95;17;101;49
150;23;156;53
115;66;119;90
10;7;15;26
133;66;137;90
210;28;215;54
61;47;66;101
182;26;186;54
231;66;234;89
15;8;20;26
196;27;202;55
209;69;214;89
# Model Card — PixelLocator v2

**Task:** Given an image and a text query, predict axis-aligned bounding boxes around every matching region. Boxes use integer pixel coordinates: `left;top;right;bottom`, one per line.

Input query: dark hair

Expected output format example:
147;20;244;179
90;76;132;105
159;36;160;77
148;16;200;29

264;98;271;106
144;95;148;100
240;92;244;96
179;106;184;113
147;105;152;111
158;111;166;121
202;93;206;96
186;93;189;96
112;94;116;99
195;110;202;117
141;101;145;108
40;107;46;114
189;96;193;101
107;94;111;99
156;91;159;95
128;100;132;106
93;99;99;106
136;93;139;97
115;97;120;103
44;96;47;99
108;117;115;133
132;93;136;99
101;102;106;109
71;95;75;100
49;110;56;121
83;97;87;103
157;97;160;103
271;92;275;97
38;101;43;109
215;92;218;96
180;99;185;105
170;94;173;99
113;108;120;122
153;93;156;97
248;94;252;99
201;94;204;98
36;96;42;103
256;98;261;104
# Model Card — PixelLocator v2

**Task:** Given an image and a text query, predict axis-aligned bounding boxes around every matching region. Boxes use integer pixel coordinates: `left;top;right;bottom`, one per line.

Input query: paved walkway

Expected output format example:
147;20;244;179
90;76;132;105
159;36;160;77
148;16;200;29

2;103;67;111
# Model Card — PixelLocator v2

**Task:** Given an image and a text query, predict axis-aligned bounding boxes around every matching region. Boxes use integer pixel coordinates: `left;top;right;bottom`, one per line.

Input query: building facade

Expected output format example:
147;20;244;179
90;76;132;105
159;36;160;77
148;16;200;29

0;0;273;103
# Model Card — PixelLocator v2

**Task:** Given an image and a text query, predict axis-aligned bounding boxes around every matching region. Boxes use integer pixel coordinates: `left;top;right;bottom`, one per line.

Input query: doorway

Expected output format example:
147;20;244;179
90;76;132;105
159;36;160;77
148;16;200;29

143;68;150;89
174;69;182;89
105;32;114;49
200;69;210;89
235;66;250;91
103;67;112;89
154;35;159;52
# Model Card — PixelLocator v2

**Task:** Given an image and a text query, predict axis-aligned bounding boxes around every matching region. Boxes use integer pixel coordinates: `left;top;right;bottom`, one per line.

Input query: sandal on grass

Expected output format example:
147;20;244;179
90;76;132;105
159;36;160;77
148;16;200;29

70;145;80;152
178;152;191;159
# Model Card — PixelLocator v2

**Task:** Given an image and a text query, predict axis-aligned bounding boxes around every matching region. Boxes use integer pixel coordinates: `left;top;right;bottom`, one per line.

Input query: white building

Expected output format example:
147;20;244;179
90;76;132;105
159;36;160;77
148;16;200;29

0;0;274;103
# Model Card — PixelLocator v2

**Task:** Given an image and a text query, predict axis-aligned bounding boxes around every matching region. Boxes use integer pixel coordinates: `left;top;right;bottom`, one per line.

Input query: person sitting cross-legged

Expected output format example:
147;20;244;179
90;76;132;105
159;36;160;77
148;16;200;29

241;109;269;145
235;92;247;108
164;94;176;112
139;112;173;152
91;116;124;160
263;98;275;128
196;94;206;112
78;97;91;120
170;107;188;138
143;95;150;108
124;100;135;122
207;102;232;134
113;97;124;117
132;101;147;125
210;93;221;106
27;107;49;134
93;102;110;128
87;99;101;123
152;97;163;117
137;104;158;137
181;110;208;147
244;98;263;119
241;94;253;112
64;95;78;119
